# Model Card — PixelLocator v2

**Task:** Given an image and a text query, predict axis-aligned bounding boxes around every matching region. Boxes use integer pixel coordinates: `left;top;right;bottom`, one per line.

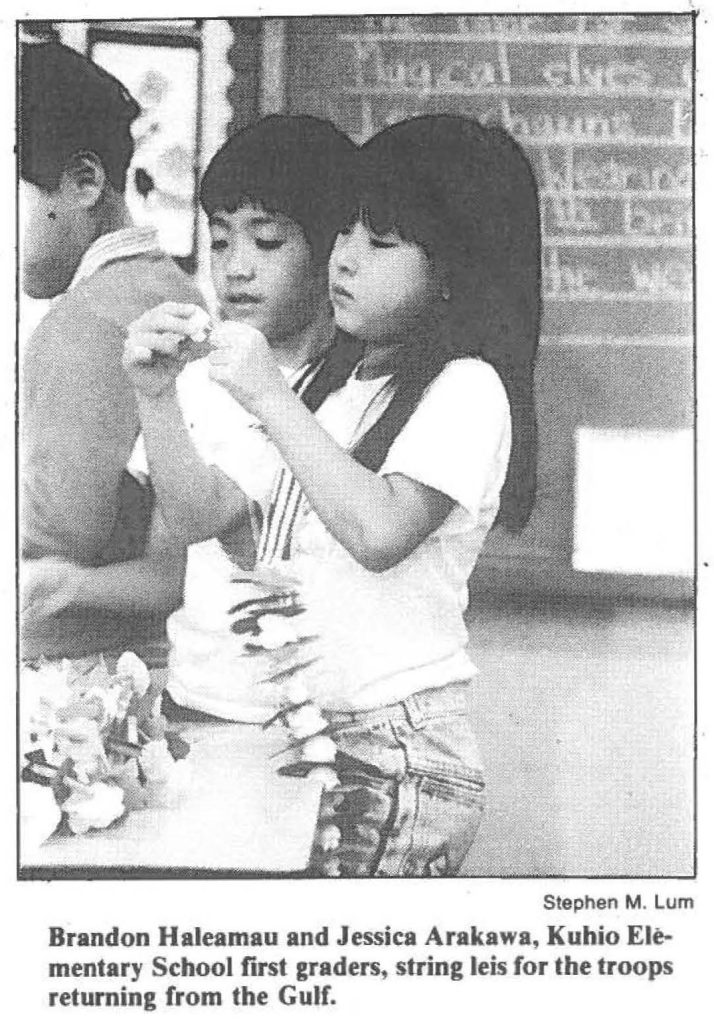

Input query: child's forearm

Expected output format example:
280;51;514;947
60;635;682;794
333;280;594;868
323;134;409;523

66;548;186;616
253;384;451;571
136;388;250;545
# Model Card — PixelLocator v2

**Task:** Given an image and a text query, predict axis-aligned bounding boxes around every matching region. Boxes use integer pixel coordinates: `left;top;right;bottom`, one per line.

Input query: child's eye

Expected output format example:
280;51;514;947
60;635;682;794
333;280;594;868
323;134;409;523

369;236;399;250
255;238;285;251
210;238;228;253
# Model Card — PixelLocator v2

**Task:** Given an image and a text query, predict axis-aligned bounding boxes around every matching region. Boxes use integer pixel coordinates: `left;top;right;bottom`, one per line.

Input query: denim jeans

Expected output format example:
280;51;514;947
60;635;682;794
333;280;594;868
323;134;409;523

310;681;486;877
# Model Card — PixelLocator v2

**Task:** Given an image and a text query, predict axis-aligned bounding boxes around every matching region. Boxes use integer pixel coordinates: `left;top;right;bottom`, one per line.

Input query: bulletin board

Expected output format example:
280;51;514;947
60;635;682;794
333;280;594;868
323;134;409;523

278;13;694;598
89;22;203;273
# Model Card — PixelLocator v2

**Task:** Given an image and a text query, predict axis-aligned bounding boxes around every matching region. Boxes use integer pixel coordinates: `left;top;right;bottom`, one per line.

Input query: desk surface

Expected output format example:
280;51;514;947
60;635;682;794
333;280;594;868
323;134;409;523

22;722;322;876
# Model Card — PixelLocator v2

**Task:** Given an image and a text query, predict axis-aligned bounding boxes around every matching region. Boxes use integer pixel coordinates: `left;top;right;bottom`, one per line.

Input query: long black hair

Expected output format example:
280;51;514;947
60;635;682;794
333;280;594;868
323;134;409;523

301;115;541;531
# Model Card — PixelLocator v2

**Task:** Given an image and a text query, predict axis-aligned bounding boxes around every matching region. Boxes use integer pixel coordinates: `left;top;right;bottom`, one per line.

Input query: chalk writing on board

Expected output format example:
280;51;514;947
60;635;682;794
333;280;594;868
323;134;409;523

289;14;692;317
458;14;640;37
672;99;692;141
541;59;650;92
543;249;691;301
624;201;691;237
319;94;690;150
351;40;510;90
543;187;691;237
546;236;690;248
348;40;687;96
543;250;599;296
538;151;691;192
498;103;688;145
630;259;692;296
358;14;691;43
501;106;635;143
549;196;601;233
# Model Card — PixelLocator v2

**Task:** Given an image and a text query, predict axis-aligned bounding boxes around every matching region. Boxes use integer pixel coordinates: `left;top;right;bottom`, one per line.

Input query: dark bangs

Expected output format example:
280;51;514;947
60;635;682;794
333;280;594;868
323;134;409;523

200;151;307;220
348;146;468;267
347;196;425;252
200;116;357;262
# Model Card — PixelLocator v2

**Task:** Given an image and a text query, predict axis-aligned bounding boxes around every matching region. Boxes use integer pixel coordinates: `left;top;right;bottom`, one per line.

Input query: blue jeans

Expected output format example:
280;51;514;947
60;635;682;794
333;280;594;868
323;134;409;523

311;681;486;877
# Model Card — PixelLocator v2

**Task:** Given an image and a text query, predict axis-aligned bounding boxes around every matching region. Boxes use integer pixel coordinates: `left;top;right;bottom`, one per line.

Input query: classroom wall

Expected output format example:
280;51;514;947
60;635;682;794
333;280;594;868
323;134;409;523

46;15;695;599
463;599;693;875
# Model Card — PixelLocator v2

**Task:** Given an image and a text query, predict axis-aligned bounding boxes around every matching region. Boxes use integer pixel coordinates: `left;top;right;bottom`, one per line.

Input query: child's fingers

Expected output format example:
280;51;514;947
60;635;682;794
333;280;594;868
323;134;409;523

124;331;184;366
207;363;232;387
129;302;207;337
155;301;204;318
124;344;154;366
209;321;267;351
143;310;203;337
207;346;232;365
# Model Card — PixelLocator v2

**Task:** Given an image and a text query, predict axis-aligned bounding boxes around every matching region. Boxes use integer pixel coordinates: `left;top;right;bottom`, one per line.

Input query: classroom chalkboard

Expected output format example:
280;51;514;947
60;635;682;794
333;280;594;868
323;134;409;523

280;13;694;594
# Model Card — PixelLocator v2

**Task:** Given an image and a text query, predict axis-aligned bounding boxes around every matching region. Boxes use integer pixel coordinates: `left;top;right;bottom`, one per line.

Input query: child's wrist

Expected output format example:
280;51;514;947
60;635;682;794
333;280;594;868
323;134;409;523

67;565;91;609
135;386;181;428
251;378;295;428
136;383;178;409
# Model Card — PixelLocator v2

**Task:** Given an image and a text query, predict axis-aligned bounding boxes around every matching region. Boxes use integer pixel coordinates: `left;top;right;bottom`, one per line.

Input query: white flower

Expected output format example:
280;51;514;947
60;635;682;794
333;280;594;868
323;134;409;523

318;824;342;852
20;783;62;852
109;758;147;813
139;739;175;784
20;697;56;765
254;611;317;650
21;659;72;697
285;703;328;740
62;782;125;835
116;651;151;697
21;661;74;735
308;766;340;790
186;307;212;343
80;684;124;729
114;681;135;722
253;615;298;650
73;657;111;698
54;717;107;778
285;678;310;706
301;735;337;763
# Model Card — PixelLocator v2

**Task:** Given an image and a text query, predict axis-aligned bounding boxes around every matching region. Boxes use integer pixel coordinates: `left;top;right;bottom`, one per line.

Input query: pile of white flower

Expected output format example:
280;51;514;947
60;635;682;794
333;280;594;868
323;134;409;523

20;653;191;853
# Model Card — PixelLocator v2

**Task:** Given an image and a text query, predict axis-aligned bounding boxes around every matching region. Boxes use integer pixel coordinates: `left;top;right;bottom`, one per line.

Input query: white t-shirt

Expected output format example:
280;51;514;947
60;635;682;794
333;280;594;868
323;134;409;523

131;357;294;721
279;358;512;711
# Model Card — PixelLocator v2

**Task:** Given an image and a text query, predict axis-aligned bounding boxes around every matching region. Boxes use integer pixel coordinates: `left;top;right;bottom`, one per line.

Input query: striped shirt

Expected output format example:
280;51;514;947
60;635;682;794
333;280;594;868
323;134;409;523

70;226;161;289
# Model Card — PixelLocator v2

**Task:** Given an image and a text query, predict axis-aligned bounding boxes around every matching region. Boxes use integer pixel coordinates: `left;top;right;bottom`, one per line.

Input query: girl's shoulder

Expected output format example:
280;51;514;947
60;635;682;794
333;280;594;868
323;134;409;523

424;357;509;412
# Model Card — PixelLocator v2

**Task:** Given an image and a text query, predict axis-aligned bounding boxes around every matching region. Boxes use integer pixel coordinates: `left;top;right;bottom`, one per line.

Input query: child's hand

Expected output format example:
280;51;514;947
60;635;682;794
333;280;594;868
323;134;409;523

21;557;78;622
123;303;208;398
207;323;284;415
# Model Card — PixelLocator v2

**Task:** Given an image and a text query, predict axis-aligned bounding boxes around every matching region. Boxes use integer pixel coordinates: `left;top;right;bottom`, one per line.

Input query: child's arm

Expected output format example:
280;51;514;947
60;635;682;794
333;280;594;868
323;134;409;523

208;325;455;572
21;545;186;624
122;303;251;545
134;388;251;544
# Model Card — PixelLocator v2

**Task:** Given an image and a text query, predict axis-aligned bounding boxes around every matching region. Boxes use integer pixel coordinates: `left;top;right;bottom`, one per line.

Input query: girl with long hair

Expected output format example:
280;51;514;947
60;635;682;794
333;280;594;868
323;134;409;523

128;114;541;875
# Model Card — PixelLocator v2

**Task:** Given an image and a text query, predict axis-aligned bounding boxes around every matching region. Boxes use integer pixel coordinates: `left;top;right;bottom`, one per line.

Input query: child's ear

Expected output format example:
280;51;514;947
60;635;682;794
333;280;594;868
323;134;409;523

59;151;107;210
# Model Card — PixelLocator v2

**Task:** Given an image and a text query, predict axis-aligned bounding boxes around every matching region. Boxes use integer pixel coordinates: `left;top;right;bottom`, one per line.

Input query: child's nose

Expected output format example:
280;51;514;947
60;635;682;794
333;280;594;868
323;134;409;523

226;244;255;280
333;233;359;275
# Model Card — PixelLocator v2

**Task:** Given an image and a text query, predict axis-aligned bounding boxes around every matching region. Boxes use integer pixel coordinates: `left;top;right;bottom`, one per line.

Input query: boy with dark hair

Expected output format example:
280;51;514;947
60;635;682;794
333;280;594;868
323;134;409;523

28;114;357;720
125;115;357;719
20;42;204;662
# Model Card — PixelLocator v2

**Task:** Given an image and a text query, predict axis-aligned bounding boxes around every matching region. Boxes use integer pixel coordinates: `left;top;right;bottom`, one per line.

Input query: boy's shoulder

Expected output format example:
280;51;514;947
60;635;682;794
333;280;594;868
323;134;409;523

72;250;205;327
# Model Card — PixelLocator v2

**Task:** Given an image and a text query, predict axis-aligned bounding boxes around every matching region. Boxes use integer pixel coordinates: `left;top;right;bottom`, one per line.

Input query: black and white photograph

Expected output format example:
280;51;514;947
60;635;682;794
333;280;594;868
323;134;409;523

16;9;696;887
